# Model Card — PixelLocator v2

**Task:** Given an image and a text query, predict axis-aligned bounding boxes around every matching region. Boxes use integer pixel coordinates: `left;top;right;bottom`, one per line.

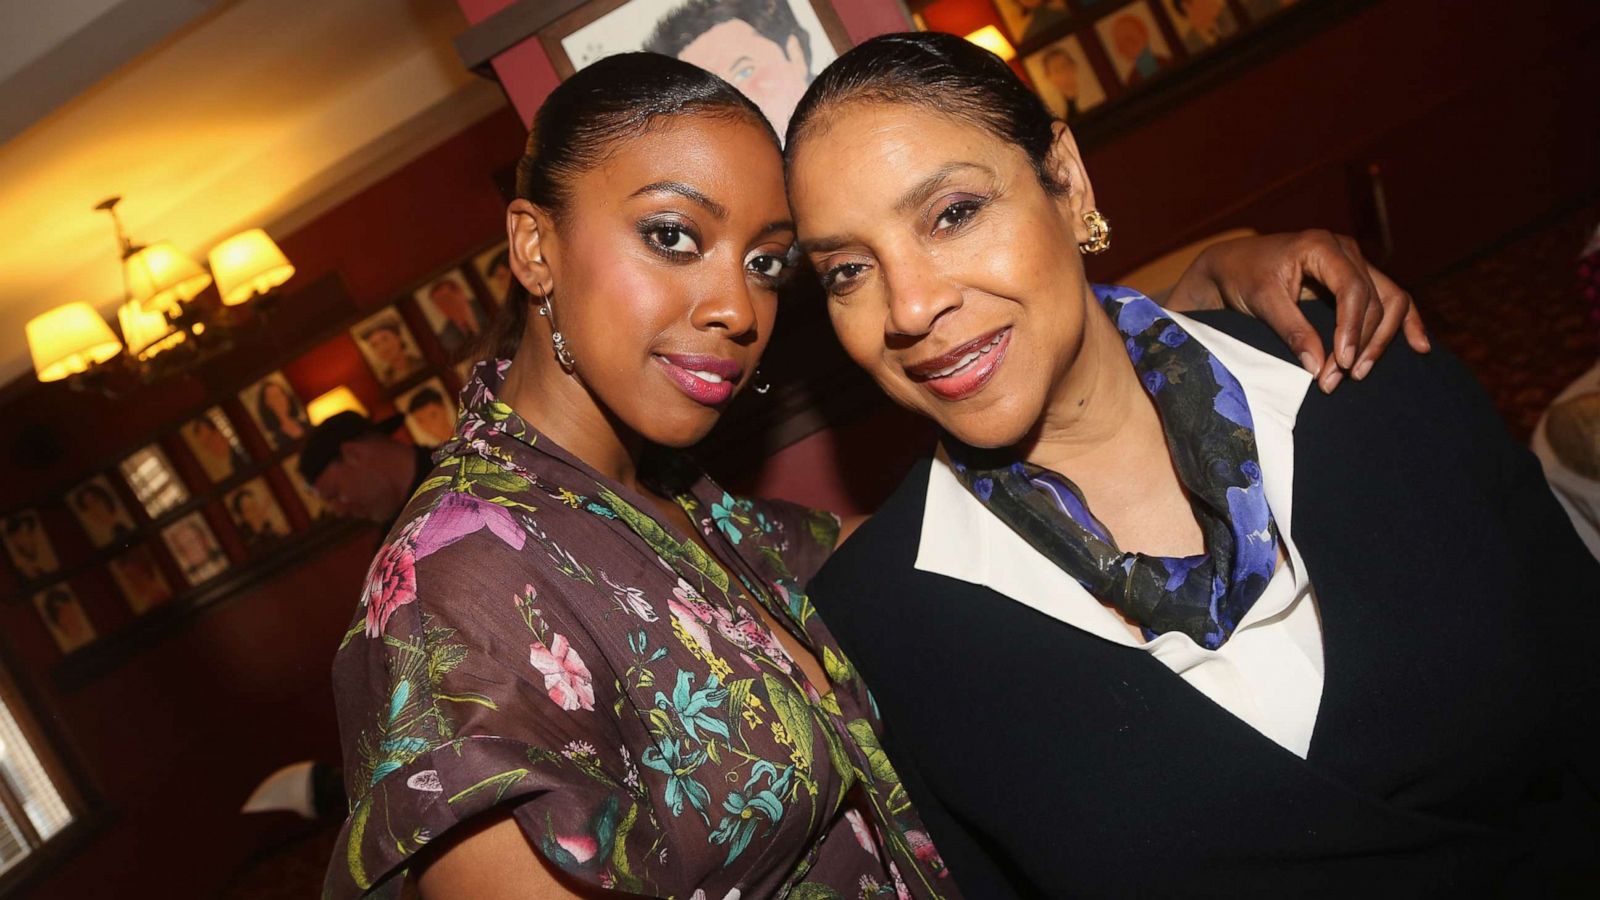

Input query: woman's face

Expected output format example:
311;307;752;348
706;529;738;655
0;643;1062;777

264;383;292;416
788;101;1096;449
510;113;794;448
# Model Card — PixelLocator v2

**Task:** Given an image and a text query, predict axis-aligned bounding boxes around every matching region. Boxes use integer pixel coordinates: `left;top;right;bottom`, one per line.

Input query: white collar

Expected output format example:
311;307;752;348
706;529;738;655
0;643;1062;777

914;310;1314;651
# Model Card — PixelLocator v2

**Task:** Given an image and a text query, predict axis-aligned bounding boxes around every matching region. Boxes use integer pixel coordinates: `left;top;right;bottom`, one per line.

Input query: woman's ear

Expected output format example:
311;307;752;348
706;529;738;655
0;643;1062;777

1045;121;1096;244
507;199;554;298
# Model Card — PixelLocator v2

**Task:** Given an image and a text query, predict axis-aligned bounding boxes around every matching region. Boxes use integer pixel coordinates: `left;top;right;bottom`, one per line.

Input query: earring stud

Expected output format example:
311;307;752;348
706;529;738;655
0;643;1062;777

1079;209;1111;255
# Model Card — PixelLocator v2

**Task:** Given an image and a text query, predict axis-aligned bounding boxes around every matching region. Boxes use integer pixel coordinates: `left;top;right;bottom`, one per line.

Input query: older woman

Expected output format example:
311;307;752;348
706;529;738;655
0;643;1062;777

789;33;1600;896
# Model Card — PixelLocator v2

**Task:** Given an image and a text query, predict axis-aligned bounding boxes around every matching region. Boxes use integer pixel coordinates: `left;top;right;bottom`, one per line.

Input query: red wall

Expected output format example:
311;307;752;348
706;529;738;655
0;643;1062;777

0;105;526;898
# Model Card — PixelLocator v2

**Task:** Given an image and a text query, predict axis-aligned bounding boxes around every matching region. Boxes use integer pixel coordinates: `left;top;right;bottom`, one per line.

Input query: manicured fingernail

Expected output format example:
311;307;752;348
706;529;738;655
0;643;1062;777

1298;352;1317;373
1339;341;1356;368
1353;359;1373;380
1320;369;1343;393
1419;336;1432;351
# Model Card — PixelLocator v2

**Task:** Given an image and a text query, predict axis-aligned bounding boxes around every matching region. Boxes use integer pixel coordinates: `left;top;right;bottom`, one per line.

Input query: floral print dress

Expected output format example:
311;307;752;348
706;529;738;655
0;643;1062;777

324;361;956;900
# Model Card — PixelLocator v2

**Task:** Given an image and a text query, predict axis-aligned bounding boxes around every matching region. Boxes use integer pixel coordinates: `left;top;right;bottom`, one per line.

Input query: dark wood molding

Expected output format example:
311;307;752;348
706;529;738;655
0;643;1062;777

454;0;592;76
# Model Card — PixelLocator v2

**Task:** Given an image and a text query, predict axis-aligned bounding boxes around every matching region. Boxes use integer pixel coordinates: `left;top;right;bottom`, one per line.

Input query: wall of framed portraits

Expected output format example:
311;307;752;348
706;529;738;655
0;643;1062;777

0;106;531;896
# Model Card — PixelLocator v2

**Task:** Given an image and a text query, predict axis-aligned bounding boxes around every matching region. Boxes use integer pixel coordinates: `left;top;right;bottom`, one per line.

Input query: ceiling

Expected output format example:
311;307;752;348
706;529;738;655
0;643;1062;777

0;0;508;386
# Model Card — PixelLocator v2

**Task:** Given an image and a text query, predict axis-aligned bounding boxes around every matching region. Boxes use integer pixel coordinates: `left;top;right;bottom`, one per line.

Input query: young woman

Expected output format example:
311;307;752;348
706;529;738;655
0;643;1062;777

326;53;1418;900
789;33;1600;896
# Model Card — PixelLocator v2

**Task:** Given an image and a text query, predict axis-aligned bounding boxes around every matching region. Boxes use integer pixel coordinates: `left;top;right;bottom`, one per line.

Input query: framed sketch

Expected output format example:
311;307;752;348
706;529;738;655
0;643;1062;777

993;0;1073;46
351;308;426;388
119;443;190;518
414;270;490;359
161;512;230;587
281;454;328;520
3;510;59;581
1022;33;1107;122
67;475;137;549
541;0;852;133
1095;1;1176;87
224;478;291;548
180;406;250;484
241;371;312;450
33;585;96;653
1160;0;1238;53
473;243;513;307
396;378;457;448
108;544;173;614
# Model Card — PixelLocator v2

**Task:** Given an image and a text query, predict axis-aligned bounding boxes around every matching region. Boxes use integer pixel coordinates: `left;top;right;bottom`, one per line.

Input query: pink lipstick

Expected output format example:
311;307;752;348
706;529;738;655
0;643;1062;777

654;353;743;406
905;327;1011;401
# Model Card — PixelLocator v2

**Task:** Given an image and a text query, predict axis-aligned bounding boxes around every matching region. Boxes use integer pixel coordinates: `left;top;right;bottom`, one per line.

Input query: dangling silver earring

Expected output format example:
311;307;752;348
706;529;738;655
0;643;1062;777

536;284;575;371
752;367;771;395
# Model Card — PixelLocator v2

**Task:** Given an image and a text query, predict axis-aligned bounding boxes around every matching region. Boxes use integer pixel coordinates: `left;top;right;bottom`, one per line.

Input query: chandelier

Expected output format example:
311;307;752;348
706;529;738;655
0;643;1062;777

24;197;295;394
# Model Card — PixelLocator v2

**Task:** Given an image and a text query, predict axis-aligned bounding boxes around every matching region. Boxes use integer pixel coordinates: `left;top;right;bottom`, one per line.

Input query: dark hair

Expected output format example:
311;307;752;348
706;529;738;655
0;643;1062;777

479;52;775;363
75;483;116;512
645;0;811;70
786;32;1065;194
406;388;445;412
255;381;305;443
41;588;72;624
361;322;401;342
1042;47;1074;68
229;488;256;517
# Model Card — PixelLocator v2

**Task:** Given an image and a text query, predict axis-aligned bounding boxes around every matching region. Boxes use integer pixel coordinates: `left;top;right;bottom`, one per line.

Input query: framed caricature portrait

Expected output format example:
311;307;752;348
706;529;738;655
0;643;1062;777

120;443;190;518
1095;1;1176;87
993;0;1073;46
473;243;513;307
108;544;173;614
3;510;59;581
67;475;137;549
542;0;852;134
414;270;490;358
396;378;457;448
33;585;95;653
351;308;426;388
224;478;291;548
180;406;250;484
1022;34;1107;122
281;454;328;520
160;512;230;587
241;371;312;450
1161;0;1239;53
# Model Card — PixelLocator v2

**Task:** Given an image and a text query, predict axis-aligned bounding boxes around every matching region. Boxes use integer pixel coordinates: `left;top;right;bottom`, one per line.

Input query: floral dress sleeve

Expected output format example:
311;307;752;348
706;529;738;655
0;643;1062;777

325;495;665;899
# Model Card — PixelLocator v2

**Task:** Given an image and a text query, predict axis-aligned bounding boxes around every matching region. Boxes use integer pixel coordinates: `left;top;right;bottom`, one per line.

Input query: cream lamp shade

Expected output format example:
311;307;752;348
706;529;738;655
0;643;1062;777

126;242;212;313
117;300;185;360
307;386;368;425
210;229;295;306
965;25;1017;62
27;303;123;382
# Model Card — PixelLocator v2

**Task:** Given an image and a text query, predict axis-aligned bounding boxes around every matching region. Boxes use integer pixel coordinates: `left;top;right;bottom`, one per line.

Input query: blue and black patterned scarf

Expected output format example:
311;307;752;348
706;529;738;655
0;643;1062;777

950;285;1279;650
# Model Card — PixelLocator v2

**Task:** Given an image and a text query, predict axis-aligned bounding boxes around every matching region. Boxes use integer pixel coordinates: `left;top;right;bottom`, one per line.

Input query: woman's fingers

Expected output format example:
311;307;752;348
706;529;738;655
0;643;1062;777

1297;230;1380;371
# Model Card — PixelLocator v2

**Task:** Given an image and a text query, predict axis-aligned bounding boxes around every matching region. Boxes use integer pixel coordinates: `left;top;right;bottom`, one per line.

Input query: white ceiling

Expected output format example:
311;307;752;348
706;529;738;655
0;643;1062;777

0;0;508;385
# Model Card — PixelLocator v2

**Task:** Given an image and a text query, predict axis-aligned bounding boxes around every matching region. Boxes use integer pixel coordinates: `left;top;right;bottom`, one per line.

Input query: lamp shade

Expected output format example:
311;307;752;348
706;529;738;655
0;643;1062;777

27;303;123;382
210;229;294;306
965;25;1017;61
126;242;212;312
307;386;368;425
117;300;185;360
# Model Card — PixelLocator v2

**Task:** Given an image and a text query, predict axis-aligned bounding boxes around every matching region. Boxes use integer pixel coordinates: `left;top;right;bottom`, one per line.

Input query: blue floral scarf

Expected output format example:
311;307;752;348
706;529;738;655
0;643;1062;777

950;285;1279;650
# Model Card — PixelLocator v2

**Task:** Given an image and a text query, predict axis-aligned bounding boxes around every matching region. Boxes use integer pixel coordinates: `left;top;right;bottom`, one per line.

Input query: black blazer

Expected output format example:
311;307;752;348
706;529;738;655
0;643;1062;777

808;306;1600;898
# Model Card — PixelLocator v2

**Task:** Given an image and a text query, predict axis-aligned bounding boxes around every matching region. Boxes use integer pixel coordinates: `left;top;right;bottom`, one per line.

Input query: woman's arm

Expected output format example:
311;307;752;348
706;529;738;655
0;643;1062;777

415;814;608;900
1165;230;1430;393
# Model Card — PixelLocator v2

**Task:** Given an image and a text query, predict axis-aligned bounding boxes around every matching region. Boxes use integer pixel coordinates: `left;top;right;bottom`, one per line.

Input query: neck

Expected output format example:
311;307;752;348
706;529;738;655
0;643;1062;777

1018;290;1166;478
500;339;644;492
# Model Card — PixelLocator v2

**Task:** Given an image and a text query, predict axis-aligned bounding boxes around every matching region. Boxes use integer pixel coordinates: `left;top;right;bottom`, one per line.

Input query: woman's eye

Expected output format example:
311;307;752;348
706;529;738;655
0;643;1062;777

647;224;700;256
747;253;789;281
822;262;870;296
933;199;983;234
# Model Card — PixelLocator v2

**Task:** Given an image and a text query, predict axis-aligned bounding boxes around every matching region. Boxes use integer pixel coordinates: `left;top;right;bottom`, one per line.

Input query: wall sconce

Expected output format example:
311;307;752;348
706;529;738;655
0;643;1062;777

307;386;368;425
965;25;1017;62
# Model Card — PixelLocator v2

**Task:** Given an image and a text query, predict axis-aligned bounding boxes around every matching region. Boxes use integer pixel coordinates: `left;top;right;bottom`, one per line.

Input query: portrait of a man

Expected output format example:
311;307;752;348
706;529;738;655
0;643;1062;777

181;407;251;485
226;478;291;548
1096;1;1175;86
109;545;173;615
161;513;230;586
473;244;513;306
993;0;1073;45
351;309;426;387
1162;0;1239;52
68;475;137;548
3;510;59;580
33;585;95;654
415;271;489;357
559;0;842;135
398;379;457;448
1023;35;1107;122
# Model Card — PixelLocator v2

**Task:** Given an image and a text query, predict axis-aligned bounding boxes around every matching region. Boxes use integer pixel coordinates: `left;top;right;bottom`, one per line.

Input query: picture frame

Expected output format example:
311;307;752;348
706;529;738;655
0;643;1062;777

350;308;427;388
107;544;174;615
539;0;853;133
414;270;491;359
1160;0;1240;54
160;512;230;587
472;243;513;307
992;0;1073;46
281;454;328;520
32;584;96;654
179;406;251;485
66;475;138;549
1022;32;1108;122
3;509;60;581
119;443;190;518
396;377;457;448
224;478;292;549
240;371;312;450
1094;0;1177;87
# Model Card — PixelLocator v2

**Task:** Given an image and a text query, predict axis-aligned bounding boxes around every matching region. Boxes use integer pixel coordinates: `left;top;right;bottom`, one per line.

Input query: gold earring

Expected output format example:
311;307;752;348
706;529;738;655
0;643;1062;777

1079;209;1111;255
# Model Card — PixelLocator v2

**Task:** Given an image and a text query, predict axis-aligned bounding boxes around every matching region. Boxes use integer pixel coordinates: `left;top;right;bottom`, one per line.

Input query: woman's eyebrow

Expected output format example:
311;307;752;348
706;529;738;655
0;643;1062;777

895;162;993;215
630;180;728;220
